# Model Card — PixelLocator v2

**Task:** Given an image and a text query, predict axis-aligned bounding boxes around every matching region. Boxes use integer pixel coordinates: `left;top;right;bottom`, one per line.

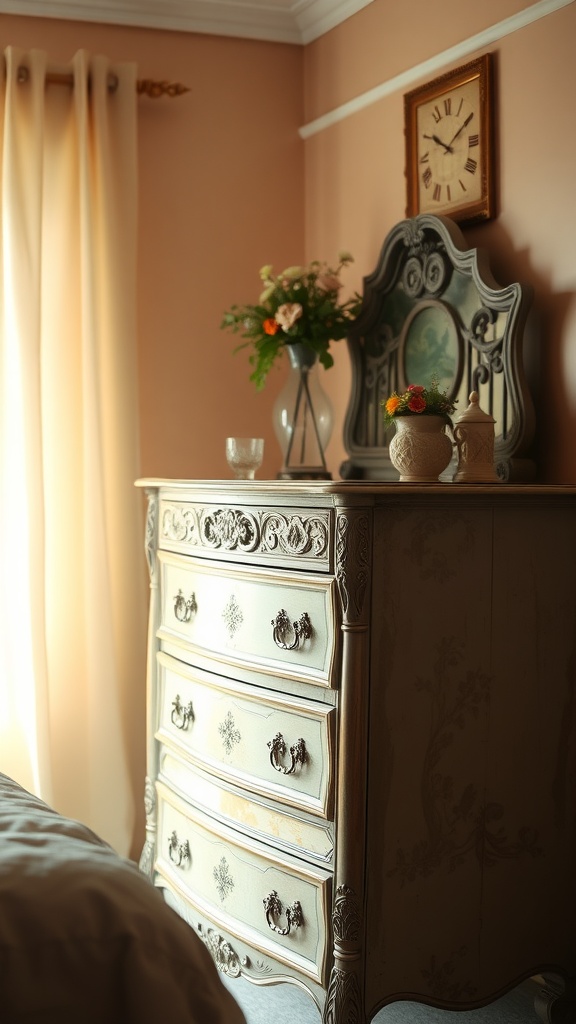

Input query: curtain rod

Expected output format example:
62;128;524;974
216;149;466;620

15;66;189;98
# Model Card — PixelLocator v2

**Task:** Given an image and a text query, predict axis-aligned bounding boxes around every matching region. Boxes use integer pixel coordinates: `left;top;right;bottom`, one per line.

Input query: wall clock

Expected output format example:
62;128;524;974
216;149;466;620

404;54;495;225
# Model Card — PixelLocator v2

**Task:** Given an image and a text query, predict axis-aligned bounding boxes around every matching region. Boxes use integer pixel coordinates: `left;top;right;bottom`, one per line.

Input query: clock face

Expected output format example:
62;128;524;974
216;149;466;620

404;55;494;224
416;77;482;215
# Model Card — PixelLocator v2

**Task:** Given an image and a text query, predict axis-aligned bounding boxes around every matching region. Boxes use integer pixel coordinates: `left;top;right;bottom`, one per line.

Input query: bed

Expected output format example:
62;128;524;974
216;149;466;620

0;772;246;1024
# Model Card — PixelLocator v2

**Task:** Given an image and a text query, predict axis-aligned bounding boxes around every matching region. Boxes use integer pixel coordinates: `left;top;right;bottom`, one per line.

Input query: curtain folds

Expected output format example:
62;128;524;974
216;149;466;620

0;47;146;857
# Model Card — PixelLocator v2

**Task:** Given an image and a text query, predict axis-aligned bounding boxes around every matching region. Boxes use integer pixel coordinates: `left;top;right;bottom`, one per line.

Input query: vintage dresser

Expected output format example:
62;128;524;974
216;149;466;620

138;478;576;1023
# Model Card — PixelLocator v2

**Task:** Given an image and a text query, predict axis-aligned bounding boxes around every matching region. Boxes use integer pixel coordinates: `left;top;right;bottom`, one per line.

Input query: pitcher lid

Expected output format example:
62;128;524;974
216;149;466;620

456;391;496;425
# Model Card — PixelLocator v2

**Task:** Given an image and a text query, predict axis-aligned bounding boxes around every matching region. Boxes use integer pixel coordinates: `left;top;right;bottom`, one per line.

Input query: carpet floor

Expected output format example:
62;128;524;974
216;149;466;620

222;973;543;1023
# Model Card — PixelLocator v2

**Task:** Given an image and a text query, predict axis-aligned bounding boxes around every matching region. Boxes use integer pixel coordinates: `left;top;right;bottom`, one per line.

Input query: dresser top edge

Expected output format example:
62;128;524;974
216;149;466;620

136;478;576;501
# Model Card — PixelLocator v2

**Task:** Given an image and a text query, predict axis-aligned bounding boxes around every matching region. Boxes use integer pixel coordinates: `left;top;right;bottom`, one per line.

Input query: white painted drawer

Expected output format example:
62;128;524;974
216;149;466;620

155;782;332;984
156;652;335;820
159;749;334;864
157;551;338;688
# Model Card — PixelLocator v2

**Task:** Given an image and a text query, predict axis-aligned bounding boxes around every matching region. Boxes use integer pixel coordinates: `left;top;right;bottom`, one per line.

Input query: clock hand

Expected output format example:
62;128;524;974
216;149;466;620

447;112;474;147
423;132;453;154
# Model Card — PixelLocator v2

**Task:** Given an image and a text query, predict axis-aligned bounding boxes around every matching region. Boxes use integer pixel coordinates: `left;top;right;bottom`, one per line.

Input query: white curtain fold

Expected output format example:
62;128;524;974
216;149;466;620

0;47;146;856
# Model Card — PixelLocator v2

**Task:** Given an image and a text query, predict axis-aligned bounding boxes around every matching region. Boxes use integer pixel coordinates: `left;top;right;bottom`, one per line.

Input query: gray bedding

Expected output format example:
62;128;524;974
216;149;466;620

0;772;245;1023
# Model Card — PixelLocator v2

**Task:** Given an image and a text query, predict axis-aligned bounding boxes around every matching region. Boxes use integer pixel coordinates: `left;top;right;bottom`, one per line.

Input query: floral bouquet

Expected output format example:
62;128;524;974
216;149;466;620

383;379;457;428
220;253;361;390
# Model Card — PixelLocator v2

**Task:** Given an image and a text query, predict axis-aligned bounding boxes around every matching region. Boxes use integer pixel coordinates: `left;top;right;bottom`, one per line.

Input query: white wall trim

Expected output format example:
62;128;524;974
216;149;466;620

295;0;374;44
0;0;374;44
299;0;575;138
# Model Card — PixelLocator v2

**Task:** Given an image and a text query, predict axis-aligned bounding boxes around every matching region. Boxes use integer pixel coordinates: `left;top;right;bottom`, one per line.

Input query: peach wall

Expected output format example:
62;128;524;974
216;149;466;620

304;0;576;481
0;14;305;482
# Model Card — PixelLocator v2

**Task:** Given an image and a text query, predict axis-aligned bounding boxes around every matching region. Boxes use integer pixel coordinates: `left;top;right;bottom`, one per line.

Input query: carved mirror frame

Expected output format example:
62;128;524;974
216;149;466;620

341;214;536;481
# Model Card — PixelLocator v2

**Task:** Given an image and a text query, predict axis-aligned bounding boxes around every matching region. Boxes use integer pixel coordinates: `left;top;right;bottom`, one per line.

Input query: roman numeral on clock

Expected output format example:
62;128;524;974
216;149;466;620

433;183;441;202
465;157;478;174
422;167;432;188
469;133;479;147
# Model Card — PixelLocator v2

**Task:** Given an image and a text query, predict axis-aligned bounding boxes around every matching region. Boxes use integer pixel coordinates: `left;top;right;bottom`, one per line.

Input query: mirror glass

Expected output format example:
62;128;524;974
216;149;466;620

402;305;459;392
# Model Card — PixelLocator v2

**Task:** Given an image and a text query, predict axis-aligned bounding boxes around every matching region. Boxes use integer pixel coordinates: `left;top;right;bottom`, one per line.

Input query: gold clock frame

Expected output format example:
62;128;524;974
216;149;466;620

404;54;495;225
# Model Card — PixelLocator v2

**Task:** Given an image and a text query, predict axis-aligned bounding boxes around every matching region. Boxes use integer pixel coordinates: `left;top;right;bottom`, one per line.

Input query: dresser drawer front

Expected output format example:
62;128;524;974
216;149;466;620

159;749;334;863
156;652;335;819
155;784;331;984
159;499;332;573
157;551;338;687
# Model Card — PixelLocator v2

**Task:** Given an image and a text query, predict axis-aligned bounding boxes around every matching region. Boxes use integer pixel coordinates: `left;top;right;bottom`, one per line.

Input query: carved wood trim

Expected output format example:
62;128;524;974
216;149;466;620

335;512;370;623
342;213;535;481
160;502;331;566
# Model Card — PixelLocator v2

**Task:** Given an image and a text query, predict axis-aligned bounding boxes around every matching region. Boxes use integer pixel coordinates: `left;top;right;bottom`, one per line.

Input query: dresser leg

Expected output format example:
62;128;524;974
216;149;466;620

534;974;576;1023
324;965;364;1024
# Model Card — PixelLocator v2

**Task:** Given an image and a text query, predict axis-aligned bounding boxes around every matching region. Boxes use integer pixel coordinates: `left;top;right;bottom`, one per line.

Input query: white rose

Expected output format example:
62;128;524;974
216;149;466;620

275;303;303;331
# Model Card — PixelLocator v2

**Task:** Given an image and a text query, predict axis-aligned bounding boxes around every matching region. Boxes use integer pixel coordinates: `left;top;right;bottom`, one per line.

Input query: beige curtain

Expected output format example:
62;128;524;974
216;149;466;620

0;47;146;857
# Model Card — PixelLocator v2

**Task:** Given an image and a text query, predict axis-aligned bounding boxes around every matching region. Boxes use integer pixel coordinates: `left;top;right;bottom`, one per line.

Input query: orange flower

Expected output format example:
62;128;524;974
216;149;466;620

385;395;401;416
263;318;279;335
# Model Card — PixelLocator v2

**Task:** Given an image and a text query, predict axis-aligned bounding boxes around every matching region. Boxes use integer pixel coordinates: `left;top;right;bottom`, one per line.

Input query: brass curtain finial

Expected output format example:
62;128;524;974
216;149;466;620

136;79;190;99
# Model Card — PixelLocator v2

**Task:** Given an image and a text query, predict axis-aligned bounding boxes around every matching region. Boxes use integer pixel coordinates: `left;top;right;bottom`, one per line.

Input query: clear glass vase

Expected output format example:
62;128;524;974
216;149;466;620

273;342;334;480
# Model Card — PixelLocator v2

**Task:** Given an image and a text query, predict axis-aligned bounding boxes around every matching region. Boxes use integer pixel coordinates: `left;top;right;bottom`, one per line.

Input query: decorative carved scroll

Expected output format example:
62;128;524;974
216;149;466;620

138;776;156;879
260;511;329;559
145;491;158;581
335;512;370;623
161;502;330;562
342;213;535;481
198;925;250;977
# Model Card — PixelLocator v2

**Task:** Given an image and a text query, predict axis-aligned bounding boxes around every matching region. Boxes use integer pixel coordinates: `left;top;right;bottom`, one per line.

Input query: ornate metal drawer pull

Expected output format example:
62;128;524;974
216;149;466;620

173;589;197;623
263;890;303;936
267;732;307;775
271;609;312;651
168;830;191;868
171;694;194;730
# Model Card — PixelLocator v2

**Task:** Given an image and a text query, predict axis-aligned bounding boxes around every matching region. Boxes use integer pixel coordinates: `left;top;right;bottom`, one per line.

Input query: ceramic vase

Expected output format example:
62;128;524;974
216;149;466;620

389;415;453;482
273;342;333;480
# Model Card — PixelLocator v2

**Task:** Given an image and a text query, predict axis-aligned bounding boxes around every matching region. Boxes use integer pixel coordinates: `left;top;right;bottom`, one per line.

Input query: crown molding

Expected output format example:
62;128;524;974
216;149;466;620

299;0;575;135
0;0;375;43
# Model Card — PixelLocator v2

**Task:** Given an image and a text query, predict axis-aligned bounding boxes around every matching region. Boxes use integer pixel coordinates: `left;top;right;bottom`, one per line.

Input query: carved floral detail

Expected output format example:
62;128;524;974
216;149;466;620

325;966;363;1024
332;884;361;943
387;638;543;885
201;508;259;551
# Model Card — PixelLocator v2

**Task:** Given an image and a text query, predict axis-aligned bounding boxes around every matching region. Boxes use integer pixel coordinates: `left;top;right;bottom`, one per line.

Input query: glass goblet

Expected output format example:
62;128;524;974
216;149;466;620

226;437;264;480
